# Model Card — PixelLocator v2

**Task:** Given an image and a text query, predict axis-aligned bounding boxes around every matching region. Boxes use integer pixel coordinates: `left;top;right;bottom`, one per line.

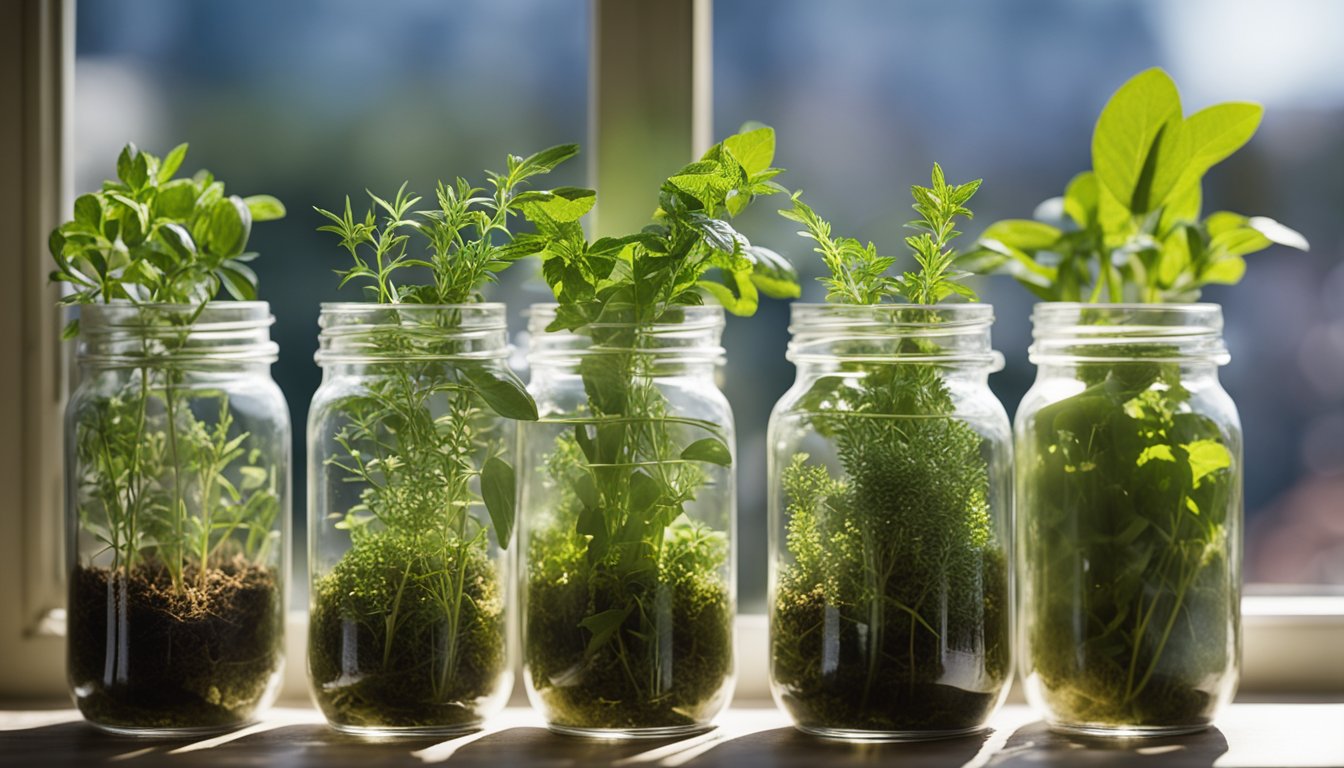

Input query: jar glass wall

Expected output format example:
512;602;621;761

1016;303;1242;737
767;304;1013;740
307;304;519;735
65;302;289;735
519;304;736;738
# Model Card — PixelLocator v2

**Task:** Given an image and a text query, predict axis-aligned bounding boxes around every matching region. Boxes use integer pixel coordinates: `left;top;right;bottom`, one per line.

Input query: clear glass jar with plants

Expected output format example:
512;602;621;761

51;143;290;734
968;69;1309;736
767;169;1012;740
516;126;799;737
306;147;579;735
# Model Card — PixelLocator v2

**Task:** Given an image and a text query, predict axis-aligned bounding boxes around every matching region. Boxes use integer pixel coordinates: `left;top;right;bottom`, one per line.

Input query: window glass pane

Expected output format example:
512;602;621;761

716;0;1344;609
74;0;589;601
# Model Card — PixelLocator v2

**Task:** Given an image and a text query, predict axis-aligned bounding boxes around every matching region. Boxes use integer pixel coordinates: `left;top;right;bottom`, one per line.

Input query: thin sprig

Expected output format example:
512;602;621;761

314;144;581;305
782;163;982;305
897;164;982;304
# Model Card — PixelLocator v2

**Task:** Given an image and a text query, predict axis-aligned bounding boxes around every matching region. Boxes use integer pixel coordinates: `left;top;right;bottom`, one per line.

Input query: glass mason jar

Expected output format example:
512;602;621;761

1017;304;1241;737
520;304;736;738
65;302;289;735
767;304;1013;740
307;304;521;735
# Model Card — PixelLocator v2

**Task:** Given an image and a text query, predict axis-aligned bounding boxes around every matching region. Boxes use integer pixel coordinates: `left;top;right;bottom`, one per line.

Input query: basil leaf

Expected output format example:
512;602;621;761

460;363;539;421
481;457;517;549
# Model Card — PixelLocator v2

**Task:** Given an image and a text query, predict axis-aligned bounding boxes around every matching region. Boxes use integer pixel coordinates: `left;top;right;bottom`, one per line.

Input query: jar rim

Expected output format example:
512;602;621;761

316;302;511;365
76;301;278;366
786;302;1002;369
1029;301;1229;365
525;302;726;367
319;301;507;312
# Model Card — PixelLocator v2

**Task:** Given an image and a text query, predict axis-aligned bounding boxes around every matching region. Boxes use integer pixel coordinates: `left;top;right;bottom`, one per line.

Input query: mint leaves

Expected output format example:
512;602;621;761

782;163;982;305
520;124;797;329
968;68;1307;302
49;142;286;337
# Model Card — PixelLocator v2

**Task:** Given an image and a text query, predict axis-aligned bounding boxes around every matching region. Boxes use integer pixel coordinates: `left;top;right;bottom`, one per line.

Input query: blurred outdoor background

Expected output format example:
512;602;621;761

75;0;1344;610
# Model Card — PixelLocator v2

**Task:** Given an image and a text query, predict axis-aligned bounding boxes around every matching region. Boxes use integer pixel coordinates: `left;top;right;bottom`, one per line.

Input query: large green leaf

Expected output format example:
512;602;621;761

722;125;776;177
1091;68;1183;215
460;364;539;421
681;437;732;466
481;457;517;549
243;194;287;222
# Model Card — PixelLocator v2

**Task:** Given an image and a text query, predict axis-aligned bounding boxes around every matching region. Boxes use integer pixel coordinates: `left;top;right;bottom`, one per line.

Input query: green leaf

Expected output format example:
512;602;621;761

73;194;102;227
1201;256;1246;284
979;219;1062;252
516;143;580;176
579;606;631;656
481;457;517;549
1210;226;1270;258
1091;68;1182;214
205;195;252;258
1172;102;1263;191
460;364;539;421
681;437;732;466
239;465;268;492
242;194;287;222
698;271;758;316
155;179;199;220
522;186;595;223
115;143;139;187
1185;439;1231;487
1063;171;1099;228
745;245;800;299
217;260;258;300
159;223;197;261
158;142;189;182
722;125;775;176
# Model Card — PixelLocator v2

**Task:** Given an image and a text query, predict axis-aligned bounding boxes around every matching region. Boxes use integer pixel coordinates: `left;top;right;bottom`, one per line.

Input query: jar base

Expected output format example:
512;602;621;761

1048;721;1211;739
328;721;484;738
547;722;716;740
795;723;989;742
85;720;253;739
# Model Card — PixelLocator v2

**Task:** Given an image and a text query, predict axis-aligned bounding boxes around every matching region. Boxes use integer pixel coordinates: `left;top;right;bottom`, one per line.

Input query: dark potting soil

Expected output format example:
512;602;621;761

67;558;282;731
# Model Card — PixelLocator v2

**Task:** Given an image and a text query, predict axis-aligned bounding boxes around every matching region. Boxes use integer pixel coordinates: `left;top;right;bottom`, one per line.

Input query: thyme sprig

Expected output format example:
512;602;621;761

782;163;982;305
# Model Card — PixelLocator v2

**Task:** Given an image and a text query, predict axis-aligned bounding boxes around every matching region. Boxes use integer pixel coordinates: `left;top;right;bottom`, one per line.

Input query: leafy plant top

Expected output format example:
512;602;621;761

967;68;1308;302
521;124;799;329
316;145;583;304
49;142;286;336
782;164;982;305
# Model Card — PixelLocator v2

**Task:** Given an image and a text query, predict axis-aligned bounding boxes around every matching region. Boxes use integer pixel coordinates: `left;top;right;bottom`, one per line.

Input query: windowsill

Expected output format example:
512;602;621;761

2;701;1342;767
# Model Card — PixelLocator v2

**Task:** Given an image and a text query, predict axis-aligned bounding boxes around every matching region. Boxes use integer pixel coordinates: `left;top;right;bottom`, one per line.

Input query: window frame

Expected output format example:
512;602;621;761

1;0;1340;704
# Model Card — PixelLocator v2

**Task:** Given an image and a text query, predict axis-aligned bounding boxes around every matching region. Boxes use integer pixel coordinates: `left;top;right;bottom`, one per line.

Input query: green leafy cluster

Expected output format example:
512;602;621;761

967;68;1308;302
49;142;286;337
1022;360;1236;726
48;143;286;594
309;147;578;729
522;126;797;730
72;385;281;593
773;365;1008;732
315;145;583;304
781;164;981;304
52;143;287;730
771;173;1007;732
519;124;798;325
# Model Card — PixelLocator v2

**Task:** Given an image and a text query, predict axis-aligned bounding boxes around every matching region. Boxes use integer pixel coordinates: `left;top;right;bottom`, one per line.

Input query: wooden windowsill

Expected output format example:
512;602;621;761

2;701;1342;767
